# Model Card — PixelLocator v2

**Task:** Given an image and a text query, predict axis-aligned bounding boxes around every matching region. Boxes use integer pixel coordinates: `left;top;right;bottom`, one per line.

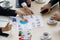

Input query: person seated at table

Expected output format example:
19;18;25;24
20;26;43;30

16;0;34;15
41;0;60;21
0;6;33;37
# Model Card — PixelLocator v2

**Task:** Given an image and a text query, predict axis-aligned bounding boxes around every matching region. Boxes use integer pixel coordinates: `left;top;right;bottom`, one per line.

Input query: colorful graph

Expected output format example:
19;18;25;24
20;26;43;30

20;18;28;24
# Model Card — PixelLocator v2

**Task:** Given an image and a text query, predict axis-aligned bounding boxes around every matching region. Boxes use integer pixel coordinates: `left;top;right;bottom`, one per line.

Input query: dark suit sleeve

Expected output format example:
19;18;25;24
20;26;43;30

0;6;17;16
49;0;59;6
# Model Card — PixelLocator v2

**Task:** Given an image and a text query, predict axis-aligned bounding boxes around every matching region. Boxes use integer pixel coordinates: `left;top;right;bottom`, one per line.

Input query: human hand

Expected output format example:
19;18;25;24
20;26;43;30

23;7;34;15
51;13;60;21
41;3;51;13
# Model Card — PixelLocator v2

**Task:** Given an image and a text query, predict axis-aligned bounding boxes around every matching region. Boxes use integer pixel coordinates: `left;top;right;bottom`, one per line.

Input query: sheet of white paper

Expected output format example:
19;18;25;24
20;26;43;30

18;15;43;30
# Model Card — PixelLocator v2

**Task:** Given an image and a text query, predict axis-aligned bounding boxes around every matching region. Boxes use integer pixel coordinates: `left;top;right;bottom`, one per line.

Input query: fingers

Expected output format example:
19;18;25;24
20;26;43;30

31;11;34;14
23;10;29;15
27;10;32;15
23;9;34;15
41;7;45;11
19;13;23;17
51;14;56;17
51;13;58;20
28;10;34;15
41;4;51;13
51;15;56;19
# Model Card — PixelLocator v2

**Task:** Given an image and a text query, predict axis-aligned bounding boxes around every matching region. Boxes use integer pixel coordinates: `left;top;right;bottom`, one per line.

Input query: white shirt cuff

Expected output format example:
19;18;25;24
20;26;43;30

21;2;27;7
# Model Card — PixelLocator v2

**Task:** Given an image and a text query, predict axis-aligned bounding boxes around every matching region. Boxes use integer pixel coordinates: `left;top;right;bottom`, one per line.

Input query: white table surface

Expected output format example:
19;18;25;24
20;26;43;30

0;16;10;28
0;21;9;28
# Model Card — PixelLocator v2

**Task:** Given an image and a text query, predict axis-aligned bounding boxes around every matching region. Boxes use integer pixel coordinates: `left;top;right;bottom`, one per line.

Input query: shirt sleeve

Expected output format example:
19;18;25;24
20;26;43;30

0;6;17;16
18;0;28;7
49;0;59;6
21;2;27;7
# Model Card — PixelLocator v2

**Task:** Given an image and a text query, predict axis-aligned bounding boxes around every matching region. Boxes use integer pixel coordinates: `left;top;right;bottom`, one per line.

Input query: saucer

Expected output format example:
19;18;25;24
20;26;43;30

47;18;57;25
